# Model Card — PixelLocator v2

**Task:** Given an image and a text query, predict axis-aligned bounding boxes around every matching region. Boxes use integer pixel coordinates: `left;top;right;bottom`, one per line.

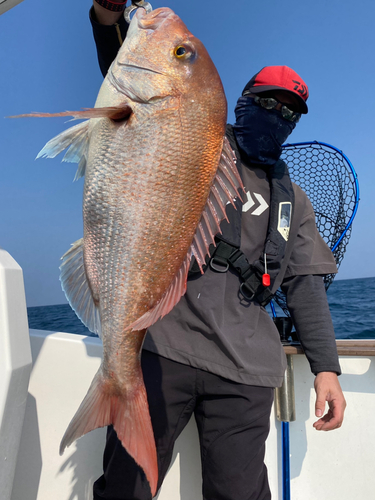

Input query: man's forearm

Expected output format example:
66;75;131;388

90;3;129;77
281;274;341;375
93;1;124;25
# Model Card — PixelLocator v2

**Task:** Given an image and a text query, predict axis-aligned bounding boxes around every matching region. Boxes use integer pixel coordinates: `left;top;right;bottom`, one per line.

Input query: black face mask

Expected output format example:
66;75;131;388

233;96;296;167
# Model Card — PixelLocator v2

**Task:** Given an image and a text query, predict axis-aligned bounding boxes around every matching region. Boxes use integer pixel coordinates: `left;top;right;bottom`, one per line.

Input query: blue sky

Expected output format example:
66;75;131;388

1;0;374;306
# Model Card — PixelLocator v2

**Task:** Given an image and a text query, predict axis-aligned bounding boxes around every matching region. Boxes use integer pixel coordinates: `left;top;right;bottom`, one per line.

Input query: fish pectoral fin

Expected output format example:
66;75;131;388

60;238;102;337
21;105;132;181
36;120;90;180
10;105;132;121
60;367;158;497
191;135;244;272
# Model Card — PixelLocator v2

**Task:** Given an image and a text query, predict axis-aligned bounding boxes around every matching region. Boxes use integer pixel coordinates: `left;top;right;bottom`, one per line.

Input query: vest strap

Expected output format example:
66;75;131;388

210;240;274;306
210;241;233;272
189;125;295;307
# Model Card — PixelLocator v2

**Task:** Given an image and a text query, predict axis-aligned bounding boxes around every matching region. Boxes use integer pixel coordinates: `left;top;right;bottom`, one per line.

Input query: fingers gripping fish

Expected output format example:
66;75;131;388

17;8;243;496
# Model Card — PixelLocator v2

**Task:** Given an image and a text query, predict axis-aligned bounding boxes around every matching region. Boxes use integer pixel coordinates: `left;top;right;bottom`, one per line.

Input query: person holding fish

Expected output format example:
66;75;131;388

26;2;345;499
86;3;348;500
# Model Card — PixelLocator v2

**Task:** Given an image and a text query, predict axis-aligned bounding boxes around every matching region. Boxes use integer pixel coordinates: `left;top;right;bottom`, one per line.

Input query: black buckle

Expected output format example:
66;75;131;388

228;250;251;276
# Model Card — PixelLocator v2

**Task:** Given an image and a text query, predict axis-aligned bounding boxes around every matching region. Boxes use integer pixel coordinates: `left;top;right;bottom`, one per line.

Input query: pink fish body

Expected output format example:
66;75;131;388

27;7;243;495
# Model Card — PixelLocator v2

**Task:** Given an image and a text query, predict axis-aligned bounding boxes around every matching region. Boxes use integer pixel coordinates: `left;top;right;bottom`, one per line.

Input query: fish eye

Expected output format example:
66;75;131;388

174;44;194;60
175;46;186;57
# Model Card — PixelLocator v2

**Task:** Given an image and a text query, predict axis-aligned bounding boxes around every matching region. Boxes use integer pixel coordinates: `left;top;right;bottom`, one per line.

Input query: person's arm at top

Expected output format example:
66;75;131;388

281;274;346;431
93;0;124;25
90;0;130;77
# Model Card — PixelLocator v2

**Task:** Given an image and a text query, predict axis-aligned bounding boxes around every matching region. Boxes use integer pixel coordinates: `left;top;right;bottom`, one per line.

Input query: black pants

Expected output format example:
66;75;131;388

93;351;274;500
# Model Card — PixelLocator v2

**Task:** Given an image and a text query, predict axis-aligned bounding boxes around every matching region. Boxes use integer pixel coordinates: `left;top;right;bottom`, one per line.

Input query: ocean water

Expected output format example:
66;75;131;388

326;277;375;339
27;276;375;340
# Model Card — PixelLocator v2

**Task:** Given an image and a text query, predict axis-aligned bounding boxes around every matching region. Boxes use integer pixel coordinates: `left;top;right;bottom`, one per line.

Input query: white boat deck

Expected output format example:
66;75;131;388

2;250;375;500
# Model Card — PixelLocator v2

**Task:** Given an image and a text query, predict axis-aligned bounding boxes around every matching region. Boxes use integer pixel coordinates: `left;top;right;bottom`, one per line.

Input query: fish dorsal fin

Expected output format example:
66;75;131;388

128;136;243;331
127;250;192;331
191;136;243;271
60;238;102;337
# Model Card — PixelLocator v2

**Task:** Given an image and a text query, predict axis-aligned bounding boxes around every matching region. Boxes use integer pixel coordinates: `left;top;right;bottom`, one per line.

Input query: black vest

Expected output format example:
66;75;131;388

189;125;295;306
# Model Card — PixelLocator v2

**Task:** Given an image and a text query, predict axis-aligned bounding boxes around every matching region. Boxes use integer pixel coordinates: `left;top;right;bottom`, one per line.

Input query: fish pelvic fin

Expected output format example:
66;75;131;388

36;120;90;180
60;238;102;337
28;105;131;181
60;366;158;497
128;136;243;331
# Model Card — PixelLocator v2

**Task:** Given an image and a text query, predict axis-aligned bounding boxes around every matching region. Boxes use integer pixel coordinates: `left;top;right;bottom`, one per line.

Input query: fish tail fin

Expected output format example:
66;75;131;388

60;367;158;497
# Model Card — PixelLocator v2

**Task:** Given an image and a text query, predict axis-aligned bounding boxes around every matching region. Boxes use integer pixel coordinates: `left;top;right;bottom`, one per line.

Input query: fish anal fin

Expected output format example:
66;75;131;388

60;238;102;337
128;136;243;331
60;367;158;497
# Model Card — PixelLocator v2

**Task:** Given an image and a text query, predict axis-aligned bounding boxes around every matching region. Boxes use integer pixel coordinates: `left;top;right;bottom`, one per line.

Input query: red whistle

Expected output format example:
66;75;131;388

262;273;270;287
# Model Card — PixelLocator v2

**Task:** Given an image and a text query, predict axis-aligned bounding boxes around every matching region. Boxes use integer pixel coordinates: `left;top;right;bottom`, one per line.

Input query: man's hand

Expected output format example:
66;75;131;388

313;371;346;431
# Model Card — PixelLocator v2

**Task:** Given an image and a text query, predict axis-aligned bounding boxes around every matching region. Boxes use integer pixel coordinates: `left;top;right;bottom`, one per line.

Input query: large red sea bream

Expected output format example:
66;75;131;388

19;7;243;495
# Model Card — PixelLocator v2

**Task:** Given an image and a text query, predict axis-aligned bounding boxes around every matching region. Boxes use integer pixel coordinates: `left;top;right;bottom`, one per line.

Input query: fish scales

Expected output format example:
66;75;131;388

20;7;243;496
87;122;204;322
84;98;223;333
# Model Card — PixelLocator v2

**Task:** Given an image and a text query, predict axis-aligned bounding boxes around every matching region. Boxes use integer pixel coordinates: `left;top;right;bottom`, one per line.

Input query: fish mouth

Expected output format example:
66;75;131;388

135;7;174;30
108;8;176;102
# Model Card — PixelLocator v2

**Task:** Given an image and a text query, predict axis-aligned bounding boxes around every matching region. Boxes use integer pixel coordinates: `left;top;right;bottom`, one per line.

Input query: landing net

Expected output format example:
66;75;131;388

274;141;359;316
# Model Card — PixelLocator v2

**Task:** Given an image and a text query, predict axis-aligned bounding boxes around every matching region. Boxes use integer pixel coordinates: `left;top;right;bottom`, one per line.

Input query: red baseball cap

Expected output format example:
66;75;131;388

242;66;309;114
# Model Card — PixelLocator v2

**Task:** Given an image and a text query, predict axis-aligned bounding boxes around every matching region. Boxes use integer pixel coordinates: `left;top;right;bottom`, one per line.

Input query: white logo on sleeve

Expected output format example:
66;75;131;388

242;190;269;216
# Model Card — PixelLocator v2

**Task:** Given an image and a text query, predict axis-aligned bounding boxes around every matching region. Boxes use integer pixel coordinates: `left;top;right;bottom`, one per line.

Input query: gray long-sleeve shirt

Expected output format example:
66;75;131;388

90;11;341;387
282;274;341;375
145;164;341;387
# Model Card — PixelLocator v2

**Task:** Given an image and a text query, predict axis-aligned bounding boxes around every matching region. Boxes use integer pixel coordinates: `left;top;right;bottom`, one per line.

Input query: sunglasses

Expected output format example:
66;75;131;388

243;92;301;123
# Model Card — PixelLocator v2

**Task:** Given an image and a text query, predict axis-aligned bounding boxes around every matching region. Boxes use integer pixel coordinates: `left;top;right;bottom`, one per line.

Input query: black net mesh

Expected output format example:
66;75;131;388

274;141;358;316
